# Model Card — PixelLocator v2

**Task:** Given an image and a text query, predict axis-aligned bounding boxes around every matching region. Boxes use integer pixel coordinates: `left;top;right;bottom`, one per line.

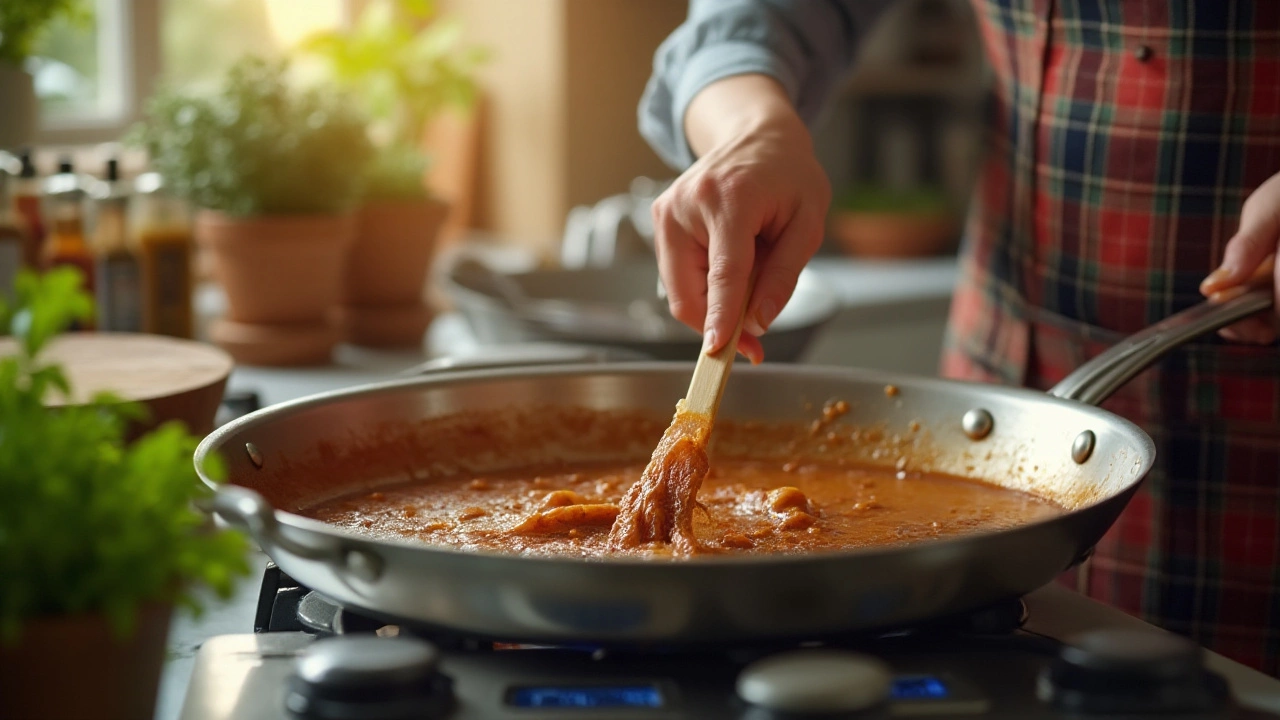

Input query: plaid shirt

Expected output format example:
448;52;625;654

639;0;1280;676
940;0;1280;674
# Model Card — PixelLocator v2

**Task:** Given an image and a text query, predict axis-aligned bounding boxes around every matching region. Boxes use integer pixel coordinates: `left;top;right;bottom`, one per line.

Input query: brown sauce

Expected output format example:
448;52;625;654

303;457;1064;559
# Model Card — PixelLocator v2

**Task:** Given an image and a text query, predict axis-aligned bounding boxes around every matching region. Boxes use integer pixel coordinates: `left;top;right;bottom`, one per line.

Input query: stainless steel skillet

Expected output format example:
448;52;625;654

198;290;1272;645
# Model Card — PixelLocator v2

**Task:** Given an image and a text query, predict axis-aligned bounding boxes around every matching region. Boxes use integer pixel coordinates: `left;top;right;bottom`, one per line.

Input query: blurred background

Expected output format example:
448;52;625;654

0;0;990;380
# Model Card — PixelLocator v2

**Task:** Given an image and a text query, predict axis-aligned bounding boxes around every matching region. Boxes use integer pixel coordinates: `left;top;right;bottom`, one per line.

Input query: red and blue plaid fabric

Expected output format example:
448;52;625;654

940;1;1280;674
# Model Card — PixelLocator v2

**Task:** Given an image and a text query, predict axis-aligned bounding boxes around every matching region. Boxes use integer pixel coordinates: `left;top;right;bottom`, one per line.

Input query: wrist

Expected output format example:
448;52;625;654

684;74;809;158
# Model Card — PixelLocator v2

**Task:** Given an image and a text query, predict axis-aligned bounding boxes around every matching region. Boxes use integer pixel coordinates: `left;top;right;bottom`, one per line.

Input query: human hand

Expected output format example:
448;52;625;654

1199;171;1280;344
651;75;830;364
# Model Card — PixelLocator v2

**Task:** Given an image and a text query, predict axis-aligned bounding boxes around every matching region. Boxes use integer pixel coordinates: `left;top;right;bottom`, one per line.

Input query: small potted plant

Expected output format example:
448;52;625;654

0;0;85;148
827;183;962;258
0;268;250;720
299;0;485;347
132;56;373;365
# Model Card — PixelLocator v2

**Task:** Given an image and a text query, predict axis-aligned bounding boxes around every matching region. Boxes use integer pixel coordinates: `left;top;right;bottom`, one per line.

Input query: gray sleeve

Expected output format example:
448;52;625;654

638;0;893;170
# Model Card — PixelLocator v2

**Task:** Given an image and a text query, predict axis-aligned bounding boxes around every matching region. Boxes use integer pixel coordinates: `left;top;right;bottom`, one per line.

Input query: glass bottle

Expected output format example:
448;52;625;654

43;159;96;317
131;172;194;338
92;159;142;332
13;150;44;270
0;167;25;301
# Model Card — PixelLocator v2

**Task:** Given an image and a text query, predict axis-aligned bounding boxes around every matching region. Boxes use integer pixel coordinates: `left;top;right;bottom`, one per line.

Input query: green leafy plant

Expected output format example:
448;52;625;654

0;268;250;642
0;0;87;66
362;143;431;201
130;56;373;216
297;0;486;201
832;184;957;215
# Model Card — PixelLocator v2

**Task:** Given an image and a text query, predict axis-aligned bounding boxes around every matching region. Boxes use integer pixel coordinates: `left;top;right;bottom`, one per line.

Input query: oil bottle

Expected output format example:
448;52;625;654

13;150;44;270
43;159;95;309
0;164;25;301
92;159;142;332
132;172;194;338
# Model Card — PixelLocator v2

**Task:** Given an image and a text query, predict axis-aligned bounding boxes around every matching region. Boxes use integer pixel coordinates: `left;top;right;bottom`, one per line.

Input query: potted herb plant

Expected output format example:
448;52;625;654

0;268;250;720
299;0;484;347
0;0;85;148
827;183;962;258
132;56;373;365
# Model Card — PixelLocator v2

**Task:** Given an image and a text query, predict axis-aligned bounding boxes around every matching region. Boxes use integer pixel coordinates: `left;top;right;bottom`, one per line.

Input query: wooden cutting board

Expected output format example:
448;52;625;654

0;332;235;438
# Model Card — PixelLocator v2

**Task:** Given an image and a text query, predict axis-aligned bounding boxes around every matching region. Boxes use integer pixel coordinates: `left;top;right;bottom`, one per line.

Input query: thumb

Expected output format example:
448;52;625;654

1202;183;1280;296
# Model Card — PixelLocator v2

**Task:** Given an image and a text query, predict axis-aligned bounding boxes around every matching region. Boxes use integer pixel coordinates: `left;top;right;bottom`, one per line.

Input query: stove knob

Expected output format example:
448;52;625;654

737;649;892;718
286;635;454;719
1039;629;1229;715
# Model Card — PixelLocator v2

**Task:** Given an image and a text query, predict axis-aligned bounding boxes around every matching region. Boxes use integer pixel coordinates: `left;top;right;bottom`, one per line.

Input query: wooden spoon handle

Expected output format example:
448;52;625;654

683;262;762;421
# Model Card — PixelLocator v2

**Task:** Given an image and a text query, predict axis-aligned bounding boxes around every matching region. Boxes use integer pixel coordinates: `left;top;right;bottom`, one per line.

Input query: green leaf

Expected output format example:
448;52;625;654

130;56;373;216
0;271;250;644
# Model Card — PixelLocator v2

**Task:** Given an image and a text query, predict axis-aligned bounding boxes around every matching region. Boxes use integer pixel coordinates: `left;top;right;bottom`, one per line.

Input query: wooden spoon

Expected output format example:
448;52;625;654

607;266;759;552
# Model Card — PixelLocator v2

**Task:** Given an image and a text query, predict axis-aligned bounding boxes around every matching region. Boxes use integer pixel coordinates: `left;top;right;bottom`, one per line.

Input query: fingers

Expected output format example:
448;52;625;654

737;332;764;365
1201;177;1280;297
653;202;709;333
702;203;759;354
1218;316;1278;345
743;210;824;337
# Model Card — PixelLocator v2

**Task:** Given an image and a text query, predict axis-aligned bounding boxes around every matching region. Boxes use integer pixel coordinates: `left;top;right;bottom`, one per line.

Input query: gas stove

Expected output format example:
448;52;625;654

177;564;1280;720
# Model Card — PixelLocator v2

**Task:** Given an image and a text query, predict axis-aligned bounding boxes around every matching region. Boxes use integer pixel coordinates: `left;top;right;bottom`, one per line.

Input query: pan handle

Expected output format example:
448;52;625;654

1048;289;1273;406
209;485;384;583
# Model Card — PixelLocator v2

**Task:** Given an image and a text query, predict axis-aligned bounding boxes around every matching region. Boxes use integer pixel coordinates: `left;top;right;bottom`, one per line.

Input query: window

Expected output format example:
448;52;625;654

162;0;346;92
30;0;346;147
31;0;158;146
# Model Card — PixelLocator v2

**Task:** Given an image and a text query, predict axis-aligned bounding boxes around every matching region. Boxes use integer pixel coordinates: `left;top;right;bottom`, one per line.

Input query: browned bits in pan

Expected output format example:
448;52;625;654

402;506;417;518
721;532;754;549
459;506;488;521
468;478;490;491
823;399;850;420
540;490;587;509
369;492;384;501
884;384;899;397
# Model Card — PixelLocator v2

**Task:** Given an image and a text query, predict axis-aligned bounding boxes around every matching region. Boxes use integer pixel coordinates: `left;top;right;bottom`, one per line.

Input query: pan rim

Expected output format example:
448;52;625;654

195;361;1156;569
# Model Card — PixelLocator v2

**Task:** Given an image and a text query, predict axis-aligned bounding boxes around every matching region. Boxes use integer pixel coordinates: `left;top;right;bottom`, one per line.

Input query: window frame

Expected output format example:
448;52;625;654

34;0;161;147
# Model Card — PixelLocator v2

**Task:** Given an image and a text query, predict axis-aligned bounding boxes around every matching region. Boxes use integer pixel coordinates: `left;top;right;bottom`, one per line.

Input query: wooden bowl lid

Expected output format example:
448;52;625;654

0;332;234;407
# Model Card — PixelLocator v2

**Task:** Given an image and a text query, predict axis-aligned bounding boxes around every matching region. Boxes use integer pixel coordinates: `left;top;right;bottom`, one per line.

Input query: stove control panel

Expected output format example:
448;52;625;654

179;632;1274;720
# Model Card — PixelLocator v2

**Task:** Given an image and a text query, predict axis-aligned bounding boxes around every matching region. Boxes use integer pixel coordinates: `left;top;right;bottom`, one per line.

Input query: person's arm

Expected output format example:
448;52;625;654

637;1;891;360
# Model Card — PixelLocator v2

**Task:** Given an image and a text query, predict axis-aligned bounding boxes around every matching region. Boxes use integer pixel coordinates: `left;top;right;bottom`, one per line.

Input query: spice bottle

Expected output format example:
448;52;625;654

91;159;142;332
43;159;96;312
13;150;44;269
131;172;194;338
0;167;25;301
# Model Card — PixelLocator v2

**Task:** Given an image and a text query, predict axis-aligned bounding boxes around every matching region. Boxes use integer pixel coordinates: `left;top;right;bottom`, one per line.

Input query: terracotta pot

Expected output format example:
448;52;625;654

339;197;448;347
337;302;433;348
828;210;961;258
199;210;354;323
0;603;172;720
344;197;449;306
210;318;340;367
197;210;354;365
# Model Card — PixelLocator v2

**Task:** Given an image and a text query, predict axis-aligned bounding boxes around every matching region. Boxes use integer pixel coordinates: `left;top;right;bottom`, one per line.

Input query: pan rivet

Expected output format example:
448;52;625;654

1072;431;1096;464
962;409;994;440
245;443;264;469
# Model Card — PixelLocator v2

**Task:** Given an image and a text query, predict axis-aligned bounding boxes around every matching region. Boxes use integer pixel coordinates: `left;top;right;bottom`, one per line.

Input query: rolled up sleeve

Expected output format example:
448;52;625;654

639;0;892;170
